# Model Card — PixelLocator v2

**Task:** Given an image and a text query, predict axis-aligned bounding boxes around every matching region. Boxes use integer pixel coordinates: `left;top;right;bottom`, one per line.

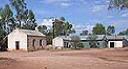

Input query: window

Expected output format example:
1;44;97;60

40;40;42;46
32;39;36;46
97;42;100;45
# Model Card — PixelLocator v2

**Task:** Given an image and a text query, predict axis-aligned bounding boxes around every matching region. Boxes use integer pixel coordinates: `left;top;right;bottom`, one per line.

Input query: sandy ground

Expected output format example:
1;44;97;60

0;48;128;69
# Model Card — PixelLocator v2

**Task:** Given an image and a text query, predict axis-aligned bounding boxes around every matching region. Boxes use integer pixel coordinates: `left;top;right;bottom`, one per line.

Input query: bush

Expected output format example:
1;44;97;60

77;43;84;48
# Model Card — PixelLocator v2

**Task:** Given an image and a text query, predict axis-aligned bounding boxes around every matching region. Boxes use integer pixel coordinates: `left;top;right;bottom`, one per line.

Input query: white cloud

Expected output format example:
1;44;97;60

92;5;106;13
73;24;94;34
40;19;53;29
60;2;71;7
121;13;128;17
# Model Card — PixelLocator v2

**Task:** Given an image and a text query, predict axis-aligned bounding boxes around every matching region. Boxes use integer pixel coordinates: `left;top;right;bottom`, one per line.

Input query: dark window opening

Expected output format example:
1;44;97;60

15;41;20;50
33;39;36;46
40;40;42;46
110;42;114;48
97;42;100;45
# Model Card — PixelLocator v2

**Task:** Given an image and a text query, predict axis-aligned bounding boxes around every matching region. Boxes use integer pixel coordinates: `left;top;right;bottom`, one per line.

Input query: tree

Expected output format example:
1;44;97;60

118;28;128;35
53;18;64;38
92;23;106;35
0;4;15;34
109;0;128;9
52;17;75;38
80;30;88;36
9;0;37;30
38;25;48;35
107;25;115;35
63;21;75;36
87;34;98;48
70;35;84;49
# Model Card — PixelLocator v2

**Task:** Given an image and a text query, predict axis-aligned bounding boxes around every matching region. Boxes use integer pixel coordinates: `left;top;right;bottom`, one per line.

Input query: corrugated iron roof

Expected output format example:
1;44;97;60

15;29;45;36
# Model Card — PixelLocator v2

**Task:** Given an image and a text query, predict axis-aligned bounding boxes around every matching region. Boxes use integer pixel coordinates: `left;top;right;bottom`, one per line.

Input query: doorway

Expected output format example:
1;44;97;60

110;42;114;48
15;41;20;50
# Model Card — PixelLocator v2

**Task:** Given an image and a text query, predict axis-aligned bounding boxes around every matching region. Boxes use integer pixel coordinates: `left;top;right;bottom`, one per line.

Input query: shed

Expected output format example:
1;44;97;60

107;36;126;48
52;36;72;49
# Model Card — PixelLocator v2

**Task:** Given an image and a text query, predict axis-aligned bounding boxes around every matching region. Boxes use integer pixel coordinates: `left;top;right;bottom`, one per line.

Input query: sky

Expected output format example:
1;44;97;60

0;0;128;35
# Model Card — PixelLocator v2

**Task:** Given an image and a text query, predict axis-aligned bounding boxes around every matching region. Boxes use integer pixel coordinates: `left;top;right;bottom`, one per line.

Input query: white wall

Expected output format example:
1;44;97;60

8;30;27;51
53;37;64;48
108;41;123;48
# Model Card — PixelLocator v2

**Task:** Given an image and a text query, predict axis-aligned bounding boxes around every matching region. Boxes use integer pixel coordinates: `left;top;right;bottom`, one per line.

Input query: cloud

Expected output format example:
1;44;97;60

40;19;53;29
121;13;128;17
92;5;106;13
73;24;94;34
60;2;71;7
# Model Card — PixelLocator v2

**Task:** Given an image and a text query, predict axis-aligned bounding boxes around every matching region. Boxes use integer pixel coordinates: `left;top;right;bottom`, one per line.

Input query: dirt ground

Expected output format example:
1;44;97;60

0;48;128;69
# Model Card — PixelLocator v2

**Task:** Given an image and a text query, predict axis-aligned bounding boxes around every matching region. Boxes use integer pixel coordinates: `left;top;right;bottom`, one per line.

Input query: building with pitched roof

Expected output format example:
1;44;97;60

8;28;46;51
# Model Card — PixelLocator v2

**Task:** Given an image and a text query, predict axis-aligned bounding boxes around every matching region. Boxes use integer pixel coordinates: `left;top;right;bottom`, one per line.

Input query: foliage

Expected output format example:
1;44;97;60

53;17;75;38
70;35;83;49
9;0;37;29
118;28;128;35
109;0;128;10
0;0;37;51
38;25;48;35
80;30;88;35
92;23;106;35
87;34;98;48
77;43;84;49
107;25;115;35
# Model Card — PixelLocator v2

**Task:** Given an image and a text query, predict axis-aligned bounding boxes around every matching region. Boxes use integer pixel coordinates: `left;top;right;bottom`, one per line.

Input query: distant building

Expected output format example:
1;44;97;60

52;36;72;49
53;35;128;49
8;28;47;51
80;35;128;48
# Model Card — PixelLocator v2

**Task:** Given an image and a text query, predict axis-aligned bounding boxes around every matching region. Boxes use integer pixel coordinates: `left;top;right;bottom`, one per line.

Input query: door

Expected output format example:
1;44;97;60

110;42;114;48
15;41;20;50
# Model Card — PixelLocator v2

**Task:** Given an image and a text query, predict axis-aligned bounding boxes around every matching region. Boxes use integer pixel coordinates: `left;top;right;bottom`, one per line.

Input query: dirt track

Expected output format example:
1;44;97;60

0;48;128;69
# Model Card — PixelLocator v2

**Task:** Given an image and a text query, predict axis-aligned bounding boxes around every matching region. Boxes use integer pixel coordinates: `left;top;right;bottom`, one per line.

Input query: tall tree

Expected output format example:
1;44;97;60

118;28;128;35
107;25;115;35
0;4;14;34
109;0;128;9
9;0;37;29
38;25;48;35
80;30;88;36
87;34;98;48
52;17;75;38
63;21;75;36
92;23;106;35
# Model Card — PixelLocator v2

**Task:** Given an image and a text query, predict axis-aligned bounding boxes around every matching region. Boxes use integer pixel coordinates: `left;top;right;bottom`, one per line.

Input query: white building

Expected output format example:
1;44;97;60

8;28;46;51
107;36;126;48
52;36;72;49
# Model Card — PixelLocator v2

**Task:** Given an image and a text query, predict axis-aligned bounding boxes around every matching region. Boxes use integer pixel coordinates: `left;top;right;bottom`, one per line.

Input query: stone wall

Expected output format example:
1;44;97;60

27;36;46;51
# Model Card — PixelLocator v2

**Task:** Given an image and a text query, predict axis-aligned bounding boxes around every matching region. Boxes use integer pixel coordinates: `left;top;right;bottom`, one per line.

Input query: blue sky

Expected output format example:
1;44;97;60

0;0;128;34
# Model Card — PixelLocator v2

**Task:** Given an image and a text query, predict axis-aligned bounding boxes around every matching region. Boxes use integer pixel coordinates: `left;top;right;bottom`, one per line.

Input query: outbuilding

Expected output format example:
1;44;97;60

52;36;72;49
8;28;47;51
107;36;126;48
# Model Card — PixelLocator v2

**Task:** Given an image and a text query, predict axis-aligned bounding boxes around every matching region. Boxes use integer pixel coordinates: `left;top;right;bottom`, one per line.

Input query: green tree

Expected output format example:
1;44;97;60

80;30;88;36
10;0;37;29
52;17;75;38
38;25;48;35
63;21;75;36
109;0;128;9
87;34;98;48
92;23;106;35
0;4;15;34
107;25;115;35
70;35;83;49
118;28;128;35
